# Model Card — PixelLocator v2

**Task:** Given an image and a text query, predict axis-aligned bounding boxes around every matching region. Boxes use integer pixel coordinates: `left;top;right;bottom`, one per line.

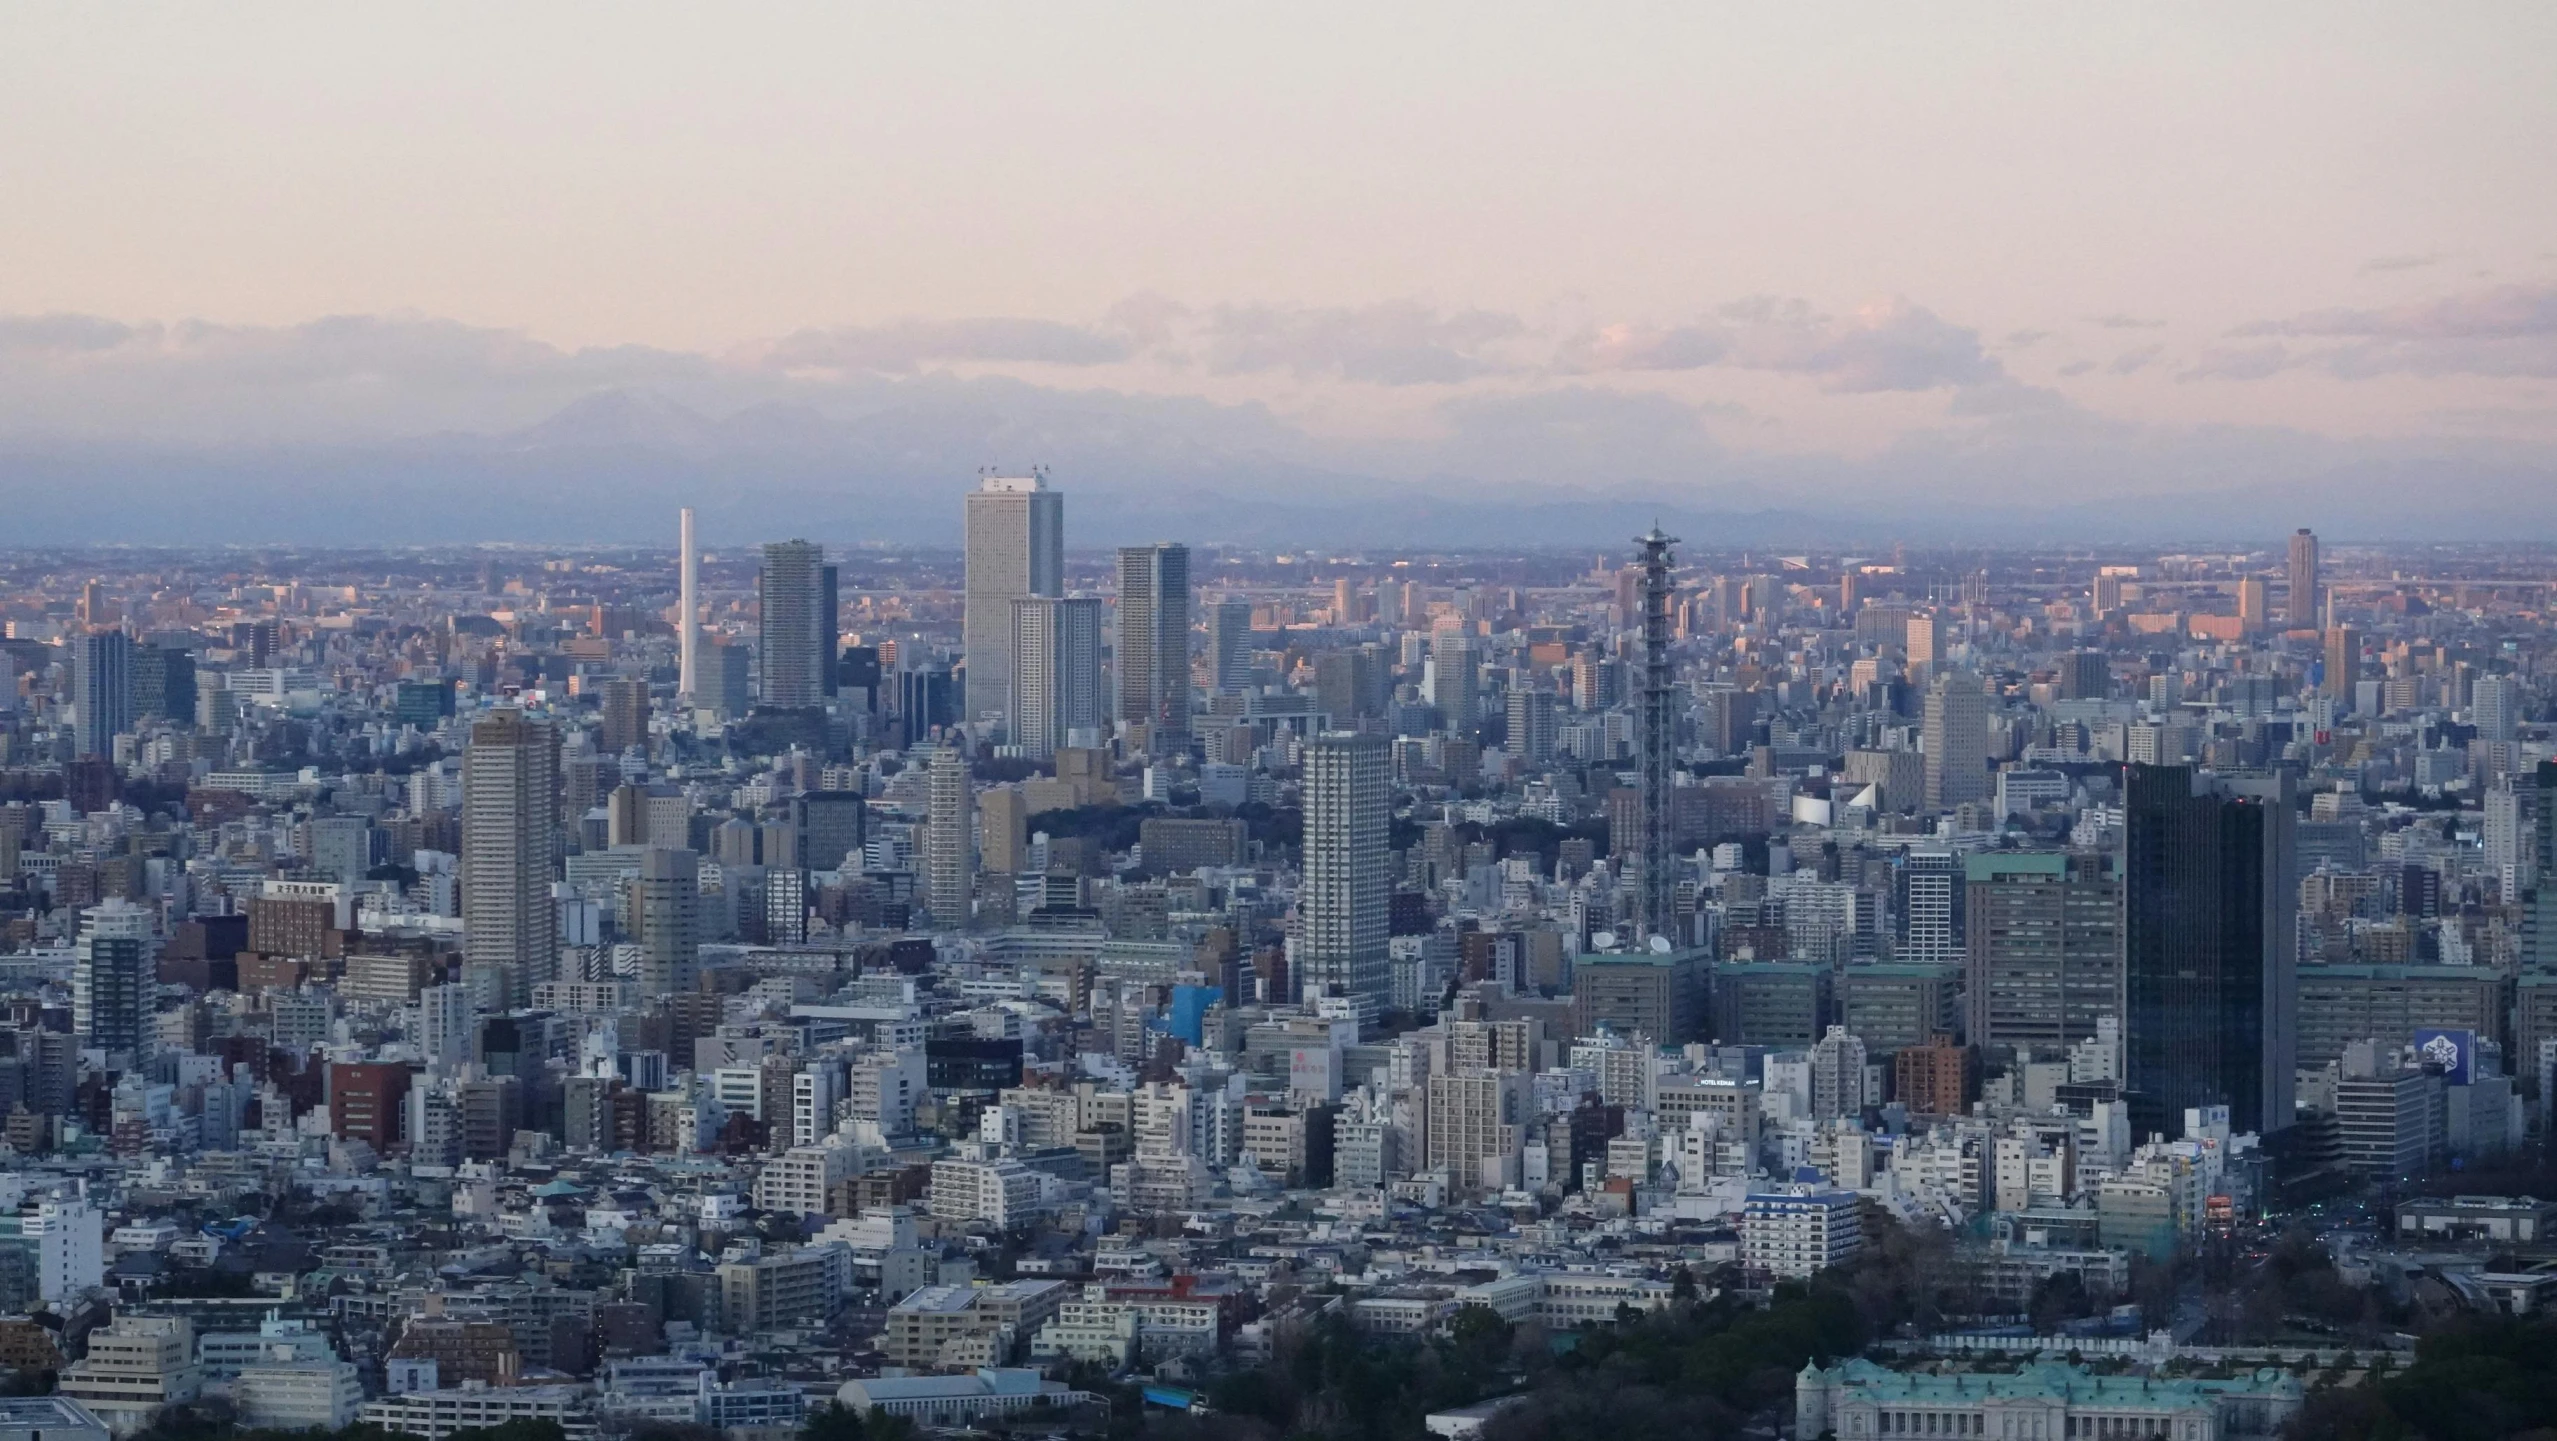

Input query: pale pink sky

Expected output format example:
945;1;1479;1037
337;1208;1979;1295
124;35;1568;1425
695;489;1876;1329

2;3;2554;463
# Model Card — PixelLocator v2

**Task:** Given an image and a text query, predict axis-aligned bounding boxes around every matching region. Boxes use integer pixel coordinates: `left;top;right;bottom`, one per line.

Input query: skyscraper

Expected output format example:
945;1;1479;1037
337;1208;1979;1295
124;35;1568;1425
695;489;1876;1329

922;747;974;929
461;710;559;1008
1964;851;2122;1050
2234;577;2269;635
715;640;753;718
626;847;700;997
964;474;1065;730
1509;688;1558;765
2473;672;2520;743
2322;626;2360;707
74;899;152;1062
2121;764;2296;1138
1116;543;1192;749
132;643;195;725
1429;634;1480;734
1299;731;1390;1019
1923;670;1990;811
678;507;700;700
1633;527;1679;943
598;676;650;754
758;540;830;709
2286;527;2319;627
1208;599;1255;694
72;629;133;758
1009;595;1104;761
1316;646;1386;727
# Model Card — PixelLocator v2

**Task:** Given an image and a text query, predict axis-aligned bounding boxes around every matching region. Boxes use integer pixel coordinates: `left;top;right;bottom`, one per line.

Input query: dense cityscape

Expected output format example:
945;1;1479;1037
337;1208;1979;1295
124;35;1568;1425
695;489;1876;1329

0;478;2553;1441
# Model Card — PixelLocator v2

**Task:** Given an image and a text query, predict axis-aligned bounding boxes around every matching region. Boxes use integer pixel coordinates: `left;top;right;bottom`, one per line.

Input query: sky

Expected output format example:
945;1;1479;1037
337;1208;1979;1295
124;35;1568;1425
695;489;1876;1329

3;4;2555;542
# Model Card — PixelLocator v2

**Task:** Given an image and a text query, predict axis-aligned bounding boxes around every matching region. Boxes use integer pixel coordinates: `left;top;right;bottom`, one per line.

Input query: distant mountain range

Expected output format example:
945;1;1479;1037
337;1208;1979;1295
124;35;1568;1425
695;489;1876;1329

5;383;2553;549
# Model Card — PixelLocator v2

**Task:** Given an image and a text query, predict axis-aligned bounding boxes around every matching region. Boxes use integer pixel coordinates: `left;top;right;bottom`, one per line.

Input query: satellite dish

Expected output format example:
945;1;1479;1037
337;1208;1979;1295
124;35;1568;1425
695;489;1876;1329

1590;931;1618;952
1650;935;1674;954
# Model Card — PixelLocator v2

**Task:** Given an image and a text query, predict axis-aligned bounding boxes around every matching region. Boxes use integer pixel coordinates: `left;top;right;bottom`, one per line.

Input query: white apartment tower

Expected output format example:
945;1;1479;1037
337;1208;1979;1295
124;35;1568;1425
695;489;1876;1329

1009;595;1104;761
678;507;700;699
923;747;975;929
1299;731;1391;1018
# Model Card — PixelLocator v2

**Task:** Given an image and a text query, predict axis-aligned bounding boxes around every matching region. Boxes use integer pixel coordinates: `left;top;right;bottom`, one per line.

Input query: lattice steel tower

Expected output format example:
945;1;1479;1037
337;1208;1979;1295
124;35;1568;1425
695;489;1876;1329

1635;525;1680;943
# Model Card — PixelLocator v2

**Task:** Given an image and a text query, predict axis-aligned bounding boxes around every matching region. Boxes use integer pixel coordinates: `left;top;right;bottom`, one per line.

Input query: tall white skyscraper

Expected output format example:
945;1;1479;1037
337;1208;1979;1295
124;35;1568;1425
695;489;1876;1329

1009;595;1104;761
1300;731;1390;1022
1923;670;1990;811
678;507;700;700
923;747;975;930
461;709;559;1008
963;474;1065;731
1116;543;1191;749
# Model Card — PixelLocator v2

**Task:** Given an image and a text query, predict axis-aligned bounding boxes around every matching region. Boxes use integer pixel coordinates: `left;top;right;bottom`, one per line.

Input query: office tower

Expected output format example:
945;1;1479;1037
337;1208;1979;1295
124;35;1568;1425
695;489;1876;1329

1506;689;1557;764
419;982;475;1072
74;899;152;1061
2286;527;2320;626
963;474;1065;729
460;710;559;1007
1209;599;1254;694
626;848;700;996
1429;635;1481;733
793;791;866;873
2057;650;2108;702
980;786;1029;875
820;562;840;697
758;541;829;709
1899;850;1962;963
1633;528;1679;942
132;644;195;725
1116;543;1192;748
2235;577;2269;635
2092;571;2126;614
839;644;882;713
896;666;957;741
922;748;974;929
1300;732;1390;1018
1904;613;1938;679
1965;852;2122;1050
2473;673;2521;743
678;507;700;699
598;677;650;754
72;630;133;758
2322;626;2360;706
715;641;753;718
1008;595;1104;761
1315;646;1385;726
240;619;279;668
1923;670;1990;811
2121;764;2296;1138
